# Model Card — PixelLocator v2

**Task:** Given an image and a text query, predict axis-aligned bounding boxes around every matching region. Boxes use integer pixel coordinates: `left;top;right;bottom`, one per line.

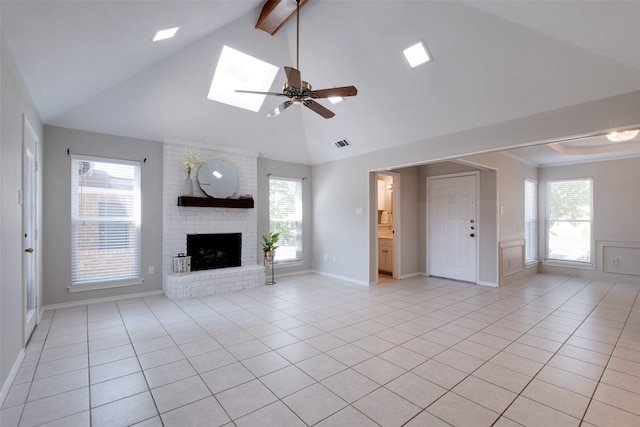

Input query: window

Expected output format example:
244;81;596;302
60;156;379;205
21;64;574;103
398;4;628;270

524;179;537;264
207;45;279;112
546;178;592;264
269;176;303;263
71;155;141;289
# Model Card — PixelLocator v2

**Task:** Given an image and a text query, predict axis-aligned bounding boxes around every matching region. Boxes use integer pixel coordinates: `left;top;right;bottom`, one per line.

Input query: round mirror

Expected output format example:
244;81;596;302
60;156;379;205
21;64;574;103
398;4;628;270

197;159;238;198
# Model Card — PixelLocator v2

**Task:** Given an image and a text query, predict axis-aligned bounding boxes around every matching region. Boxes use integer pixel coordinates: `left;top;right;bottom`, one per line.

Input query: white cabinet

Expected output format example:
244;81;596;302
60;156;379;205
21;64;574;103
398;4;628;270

378;238;393;273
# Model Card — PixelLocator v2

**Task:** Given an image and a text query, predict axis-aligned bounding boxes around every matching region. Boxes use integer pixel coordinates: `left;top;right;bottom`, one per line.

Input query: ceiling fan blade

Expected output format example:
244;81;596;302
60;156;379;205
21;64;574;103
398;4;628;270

303;99;335;119
235;90;285;96
267;100;294;118
284;66;302;89
310;86;358;99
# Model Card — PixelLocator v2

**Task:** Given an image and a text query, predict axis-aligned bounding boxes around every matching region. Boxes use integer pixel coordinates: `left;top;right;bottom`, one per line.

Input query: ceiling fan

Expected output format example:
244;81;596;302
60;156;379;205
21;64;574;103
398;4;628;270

236;0;357;118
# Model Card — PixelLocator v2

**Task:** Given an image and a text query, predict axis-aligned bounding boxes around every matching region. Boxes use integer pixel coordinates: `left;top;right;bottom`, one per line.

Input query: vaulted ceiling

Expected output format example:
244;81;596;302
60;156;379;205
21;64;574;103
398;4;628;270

2;1;639;165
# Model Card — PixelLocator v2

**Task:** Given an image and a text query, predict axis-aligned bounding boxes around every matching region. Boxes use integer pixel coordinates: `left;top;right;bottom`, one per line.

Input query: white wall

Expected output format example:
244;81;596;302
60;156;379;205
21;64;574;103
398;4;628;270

1;38;44;402
42;126;164;306
312;91;640;284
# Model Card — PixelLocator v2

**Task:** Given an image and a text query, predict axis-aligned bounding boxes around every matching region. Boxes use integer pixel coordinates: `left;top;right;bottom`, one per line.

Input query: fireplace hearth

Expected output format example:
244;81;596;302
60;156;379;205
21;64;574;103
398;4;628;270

187;233;241;271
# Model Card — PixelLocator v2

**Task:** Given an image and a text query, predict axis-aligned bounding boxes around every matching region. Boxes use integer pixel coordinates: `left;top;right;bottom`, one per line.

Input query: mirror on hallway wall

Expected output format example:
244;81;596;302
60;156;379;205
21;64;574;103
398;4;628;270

377;176;393;222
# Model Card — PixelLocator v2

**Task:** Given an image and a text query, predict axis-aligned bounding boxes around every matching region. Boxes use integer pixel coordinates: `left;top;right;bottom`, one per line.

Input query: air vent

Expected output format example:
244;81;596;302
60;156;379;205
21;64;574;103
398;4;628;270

334;139;351;148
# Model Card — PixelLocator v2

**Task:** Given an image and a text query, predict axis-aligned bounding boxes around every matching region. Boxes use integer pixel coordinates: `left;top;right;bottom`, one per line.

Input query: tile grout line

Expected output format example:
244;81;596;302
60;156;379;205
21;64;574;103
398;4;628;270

577;287;640;425
490;279;634;425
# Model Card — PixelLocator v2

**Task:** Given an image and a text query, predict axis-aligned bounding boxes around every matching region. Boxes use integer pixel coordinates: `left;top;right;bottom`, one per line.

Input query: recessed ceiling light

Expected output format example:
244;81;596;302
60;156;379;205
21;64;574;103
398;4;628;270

152;26;179;42
403;40;432;68
208;46;279;112
606;129;639;142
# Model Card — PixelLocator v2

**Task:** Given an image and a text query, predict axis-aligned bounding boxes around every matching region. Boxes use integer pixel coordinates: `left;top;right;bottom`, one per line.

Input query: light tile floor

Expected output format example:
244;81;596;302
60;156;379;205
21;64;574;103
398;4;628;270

2;273;640;426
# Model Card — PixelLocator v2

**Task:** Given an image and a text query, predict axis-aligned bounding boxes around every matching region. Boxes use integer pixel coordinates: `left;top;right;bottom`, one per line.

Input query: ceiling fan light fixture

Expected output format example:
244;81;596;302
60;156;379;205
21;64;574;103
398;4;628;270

236;0;357;118
403;40;432;68
328;96;343;104
606;129;639;142
152;26;179;42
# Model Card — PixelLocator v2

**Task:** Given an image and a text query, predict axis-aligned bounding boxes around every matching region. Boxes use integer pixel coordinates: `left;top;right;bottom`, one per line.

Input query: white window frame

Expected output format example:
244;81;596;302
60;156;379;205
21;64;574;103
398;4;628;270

70;154;143;292
524;179;538;265
268;176;303;264
545;178;593;267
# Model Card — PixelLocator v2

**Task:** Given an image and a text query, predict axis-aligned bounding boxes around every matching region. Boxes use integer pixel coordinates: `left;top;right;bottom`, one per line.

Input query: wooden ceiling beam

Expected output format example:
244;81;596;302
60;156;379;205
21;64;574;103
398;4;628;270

255;0;308;36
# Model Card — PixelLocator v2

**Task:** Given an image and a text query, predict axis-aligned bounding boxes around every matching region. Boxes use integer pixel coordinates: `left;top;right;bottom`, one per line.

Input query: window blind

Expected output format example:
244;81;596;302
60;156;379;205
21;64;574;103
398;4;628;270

524;179;537;264
546;178;592;264
269;176;303;262
71;155;141;285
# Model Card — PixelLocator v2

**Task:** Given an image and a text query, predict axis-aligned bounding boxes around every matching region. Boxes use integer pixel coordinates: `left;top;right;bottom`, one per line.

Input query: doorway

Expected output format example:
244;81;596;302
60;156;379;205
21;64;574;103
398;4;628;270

23;118;38;343
427;172;478;282
376;172;400;281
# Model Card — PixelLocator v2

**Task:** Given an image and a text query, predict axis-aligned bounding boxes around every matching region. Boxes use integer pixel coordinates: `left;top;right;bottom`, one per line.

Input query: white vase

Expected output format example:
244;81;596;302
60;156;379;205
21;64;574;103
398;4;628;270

181;173;193;196
265;250;276;262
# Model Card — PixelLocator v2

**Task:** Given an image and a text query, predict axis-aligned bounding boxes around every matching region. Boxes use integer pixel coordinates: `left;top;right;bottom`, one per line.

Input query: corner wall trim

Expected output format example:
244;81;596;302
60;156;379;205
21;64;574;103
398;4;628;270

598;240;640;276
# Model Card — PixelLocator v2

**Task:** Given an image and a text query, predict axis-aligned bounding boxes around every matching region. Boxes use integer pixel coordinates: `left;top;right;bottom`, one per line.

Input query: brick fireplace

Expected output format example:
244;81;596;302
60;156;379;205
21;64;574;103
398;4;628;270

163;142;264;300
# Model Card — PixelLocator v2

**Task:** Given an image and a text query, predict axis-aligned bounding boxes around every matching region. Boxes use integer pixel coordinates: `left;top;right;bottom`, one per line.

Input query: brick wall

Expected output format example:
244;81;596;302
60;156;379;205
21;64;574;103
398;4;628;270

163;143;263;297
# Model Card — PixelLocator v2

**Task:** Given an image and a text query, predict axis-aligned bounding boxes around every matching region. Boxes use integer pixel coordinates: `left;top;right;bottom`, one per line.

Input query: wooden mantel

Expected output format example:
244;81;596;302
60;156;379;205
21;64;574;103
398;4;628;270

177;196;254;209
255;0;309;36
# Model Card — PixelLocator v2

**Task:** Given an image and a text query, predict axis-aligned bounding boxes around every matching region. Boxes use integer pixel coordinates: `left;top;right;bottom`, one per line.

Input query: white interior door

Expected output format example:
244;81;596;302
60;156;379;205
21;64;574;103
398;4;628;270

23;120;38;343
428;173;477;282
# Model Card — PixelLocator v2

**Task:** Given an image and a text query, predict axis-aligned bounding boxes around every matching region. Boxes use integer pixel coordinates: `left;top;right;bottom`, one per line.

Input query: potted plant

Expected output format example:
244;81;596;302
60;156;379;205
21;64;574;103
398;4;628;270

261;231;280;262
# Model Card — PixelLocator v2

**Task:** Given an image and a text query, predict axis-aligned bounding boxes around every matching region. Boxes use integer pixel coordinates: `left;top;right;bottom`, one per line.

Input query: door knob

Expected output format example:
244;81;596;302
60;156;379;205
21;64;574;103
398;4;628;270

469;234;475;238
25;248;34;253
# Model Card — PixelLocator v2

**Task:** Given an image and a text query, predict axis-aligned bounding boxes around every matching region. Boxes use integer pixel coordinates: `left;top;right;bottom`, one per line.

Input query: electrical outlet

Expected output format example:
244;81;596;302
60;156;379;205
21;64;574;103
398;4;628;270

148;266;155;274
611;258;619;267
323;253;328;261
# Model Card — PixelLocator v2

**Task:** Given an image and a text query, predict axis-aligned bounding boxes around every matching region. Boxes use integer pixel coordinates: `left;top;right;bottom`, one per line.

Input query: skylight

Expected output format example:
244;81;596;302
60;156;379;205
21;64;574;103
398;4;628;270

403;40;432;68
207;46;279;112
152;27;179;42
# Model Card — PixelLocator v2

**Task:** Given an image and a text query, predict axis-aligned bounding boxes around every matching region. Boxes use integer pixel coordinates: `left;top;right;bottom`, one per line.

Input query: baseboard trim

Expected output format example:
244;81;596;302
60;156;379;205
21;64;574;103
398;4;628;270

539;264;640;284
477;280;498;287
311;270;369;286
1;348;25;407
397;272;421;280
42;290;164;312
273;269;313;279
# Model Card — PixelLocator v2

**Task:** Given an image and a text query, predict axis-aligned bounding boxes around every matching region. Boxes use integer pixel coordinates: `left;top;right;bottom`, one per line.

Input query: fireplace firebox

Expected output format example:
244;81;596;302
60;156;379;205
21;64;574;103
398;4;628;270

187;233;241;271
